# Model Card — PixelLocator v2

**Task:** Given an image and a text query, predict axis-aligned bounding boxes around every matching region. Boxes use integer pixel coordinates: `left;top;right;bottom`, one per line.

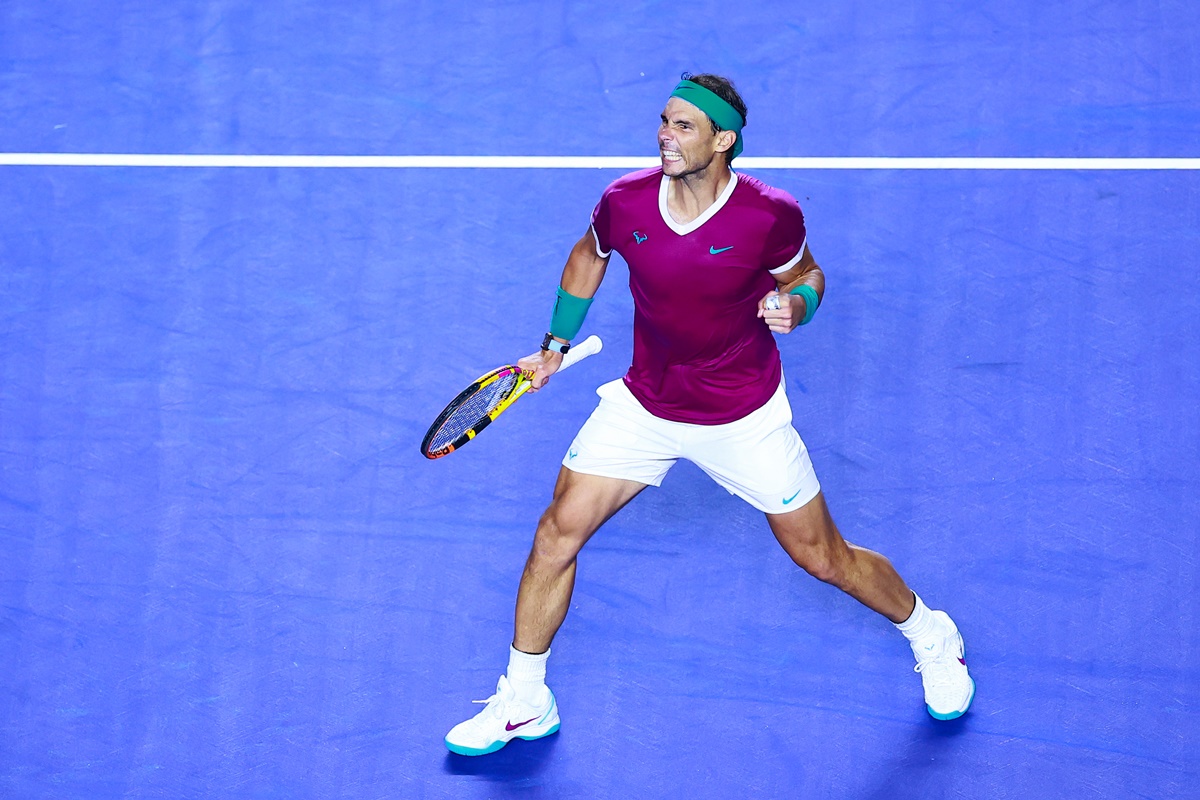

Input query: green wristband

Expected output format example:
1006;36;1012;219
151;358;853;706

789;283;820;325
549;286;593;340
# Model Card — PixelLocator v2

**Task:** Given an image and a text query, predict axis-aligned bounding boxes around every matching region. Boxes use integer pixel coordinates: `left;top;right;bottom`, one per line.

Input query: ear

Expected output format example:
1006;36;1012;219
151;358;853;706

715;129;737;155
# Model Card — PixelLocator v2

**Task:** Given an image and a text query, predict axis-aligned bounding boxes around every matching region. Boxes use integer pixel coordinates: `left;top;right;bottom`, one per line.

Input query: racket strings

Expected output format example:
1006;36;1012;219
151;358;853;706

427;372;521;450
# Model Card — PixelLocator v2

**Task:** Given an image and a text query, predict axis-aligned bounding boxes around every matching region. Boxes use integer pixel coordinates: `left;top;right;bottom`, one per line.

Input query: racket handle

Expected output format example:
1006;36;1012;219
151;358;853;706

560;334;603;371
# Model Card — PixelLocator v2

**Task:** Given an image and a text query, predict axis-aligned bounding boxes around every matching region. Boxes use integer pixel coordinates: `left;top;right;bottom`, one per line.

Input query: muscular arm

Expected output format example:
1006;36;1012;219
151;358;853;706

559;228;610;305
758;243;824;334
519;228;611;389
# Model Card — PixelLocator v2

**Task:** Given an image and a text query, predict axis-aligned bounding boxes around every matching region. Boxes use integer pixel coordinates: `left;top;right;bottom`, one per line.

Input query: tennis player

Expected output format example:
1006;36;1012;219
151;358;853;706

445;73;975;756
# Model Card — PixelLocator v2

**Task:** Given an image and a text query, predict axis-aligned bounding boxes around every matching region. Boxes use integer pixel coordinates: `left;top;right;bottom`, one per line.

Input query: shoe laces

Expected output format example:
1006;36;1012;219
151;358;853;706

914;657;955;686
913;640;959;688
472;679;517;719
472;693;508;719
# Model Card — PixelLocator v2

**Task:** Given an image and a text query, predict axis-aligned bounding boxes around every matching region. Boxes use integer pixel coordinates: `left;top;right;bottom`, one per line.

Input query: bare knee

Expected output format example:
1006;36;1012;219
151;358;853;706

528;505;587;569
789;542;845;585
768;497;853;586
525;468;644;573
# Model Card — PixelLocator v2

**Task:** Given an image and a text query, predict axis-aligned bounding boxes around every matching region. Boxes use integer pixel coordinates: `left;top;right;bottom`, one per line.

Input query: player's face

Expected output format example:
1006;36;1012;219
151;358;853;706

658;97;726;177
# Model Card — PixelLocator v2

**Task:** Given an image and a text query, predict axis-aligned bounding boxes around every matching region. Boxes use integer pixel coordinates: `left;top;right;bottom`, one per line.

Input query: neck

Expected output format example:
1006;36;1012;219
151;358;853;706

666;162;732;224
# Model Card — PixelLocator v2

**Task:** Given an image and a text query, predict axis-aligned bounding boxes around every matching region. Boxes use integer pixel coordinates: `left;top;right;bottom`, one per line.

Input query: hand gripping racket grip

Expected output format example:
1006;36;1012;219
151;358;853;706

509;334;603;404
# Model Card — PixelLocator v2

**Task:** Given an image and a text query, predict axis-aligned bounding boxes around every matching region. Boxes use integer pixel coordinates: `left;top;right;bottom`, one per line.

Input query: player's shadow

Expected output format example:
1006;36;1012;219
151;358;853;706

442;734;560;781
859;714;973;800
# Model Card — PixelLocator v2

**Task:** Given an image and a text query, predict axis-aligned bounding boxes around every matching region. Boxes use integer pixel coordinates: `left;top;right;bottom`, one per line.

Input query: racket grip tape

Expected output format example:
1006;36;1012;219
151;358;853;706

560;335;603;370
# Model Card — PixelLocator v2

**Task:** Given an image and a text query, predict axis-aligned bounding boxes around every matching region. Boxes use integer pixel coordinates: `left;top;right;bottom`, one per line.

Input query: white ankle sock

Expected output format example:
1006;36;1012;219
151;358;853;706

507;645;549;702
895;593;941;643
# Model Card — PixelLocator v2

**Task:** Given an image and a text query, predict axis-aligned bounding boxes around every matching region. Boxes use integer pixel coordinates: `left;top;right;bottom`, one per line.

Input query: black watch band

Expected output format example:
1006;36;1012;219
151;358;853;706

542;333;570;354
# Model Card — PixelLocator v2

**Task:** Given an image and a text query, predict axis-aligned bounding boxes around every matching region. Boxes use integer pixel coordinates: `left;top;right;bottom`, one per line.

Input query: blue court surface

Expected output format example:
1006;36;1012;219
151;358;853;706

2;3;1198;798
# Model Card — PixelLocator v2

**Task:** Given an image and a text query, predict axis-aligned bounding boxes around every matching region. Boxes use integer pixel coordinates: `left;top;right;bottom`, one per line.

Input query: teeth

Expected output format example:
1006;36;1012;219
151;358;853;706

662;151;682;162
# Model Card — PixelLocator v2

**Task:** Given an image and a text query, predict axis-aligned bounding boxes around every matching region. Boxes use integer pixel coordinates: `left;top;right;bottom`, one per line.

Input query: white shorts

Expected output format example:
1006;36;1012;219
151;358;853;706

563;378;821;514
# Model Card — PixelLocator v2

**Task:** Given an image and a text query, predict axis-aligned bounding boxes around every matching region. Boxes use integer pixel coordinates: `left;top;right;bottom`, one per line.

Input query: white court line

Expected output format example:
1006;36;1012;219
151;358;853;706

0;153;1198;169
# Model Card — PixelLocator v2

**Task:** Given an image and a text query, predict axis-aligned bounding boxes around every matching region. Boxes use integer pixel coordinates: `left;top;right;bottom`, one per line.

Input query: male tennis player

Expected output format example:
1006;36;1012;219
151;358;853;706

445;73;975;756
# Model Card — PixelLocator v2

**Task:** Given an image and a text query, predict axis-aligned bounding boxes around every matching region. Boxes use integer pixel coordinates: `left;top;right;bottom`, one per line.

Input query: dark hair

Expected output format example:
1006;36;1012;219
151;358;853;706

680;72;747;163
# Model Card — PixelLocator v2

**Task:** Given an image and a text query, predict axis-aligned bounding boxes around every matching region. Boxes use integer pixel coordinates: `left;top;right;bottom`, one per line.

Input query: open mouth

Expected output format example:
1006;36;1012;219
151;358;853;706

661;150;682;163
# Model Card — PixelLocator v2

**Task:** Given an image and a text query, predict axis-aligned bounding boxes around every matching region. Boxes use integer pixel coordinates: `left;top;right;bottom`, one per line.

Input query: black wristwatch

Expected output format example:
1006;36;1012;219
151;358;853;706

542;333;570;354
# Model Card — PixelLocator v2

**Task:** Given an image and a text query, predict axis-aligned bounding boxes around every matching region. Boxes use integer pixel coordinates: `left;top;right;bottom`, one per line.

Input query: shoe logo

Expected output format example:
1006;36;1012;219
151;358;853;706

506;717;538;732
709;245;734;254
781;488;802;505
568;449;578;460
633;231;648;244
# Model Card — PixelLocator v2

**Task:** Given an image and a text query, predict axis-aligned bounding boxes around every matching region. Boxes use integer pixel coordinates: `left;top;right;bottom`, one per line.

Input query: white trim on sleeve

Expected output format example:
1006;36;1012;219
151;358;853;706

590;224;611;258
768;238;807;274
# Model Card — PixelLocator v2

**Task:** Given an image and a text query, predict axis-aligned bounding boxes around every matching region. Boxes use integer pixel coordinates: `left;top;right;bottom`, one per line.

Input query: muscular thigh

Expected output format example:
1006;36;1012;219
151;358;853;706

538;466;647;550
765;490;841;553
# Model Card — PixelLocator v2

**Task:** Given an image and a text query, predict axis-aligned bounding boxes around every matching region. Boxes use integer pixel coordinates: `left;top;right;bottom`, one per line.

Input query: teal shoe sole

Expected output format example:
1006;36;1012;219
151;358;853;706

927;677;976;721
445;723;561;756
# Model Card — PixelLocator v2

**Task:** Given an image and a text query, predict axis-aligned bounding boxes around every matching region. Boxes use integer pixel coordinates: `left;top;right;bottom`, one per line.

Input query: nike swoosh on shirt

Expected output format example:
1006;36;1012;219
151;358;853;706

709;245;734;254
506;717;539;732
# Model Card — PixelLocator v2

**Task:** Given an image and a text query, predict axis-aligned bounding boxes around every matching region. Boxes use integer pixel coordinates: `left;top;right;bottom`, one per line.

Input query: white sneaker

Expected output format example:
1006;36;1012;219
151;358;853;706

912;610;976;720
445;675;561;756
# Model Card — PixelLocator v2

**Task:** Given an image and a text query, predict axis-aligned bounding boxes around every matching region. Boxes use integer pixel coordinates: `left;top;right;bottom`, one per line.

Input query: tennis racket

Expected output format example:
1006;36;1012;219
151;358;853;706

420;334;604;459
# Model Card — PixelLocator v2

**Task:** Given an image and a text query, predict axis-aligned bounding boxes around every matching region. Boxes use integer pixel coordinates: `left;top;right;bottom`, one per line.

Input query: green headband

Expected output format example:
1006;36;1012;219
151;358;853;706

669;79;745;159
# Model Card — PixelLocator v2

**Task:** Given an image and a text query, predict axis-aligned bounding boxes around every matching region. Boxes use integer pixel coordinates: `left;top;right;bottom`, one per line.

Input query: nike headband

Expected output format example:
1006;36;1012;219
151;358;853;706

669;79;745;160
